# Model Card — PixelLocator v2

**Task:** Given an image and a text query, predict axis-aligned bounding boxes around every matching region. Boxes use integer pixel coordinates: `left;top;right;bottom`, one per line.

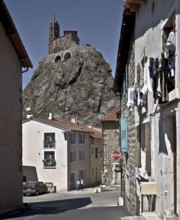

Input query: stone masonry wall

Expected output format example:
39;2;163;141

121;40;139;215
102;121;120;185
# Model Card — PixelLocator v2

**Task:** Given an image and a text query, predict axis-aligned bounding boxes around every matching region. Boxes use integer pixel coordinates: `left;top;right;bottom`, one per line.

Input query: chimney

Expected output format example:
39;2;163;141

48;113;53;120
71;115;78;124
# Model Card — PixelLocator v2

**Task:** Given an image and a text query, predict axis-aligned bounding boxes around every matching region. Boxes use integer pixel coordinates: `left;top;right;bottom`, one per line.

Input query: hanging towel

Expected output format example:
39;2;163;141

127;88;135;111
141;59;152;94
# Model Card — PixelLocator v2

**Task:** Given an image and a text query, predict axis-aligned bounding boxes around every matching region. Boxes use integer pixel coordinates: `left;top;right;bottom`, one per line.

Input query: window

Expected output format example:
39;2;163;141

44;133;55;148
79;170;85;179
69;133;76;144
91;137;94;144
43;151;56;168
79;133;85;144
70;151;76;162
95;148;98;158
79;150;85;160
64;52;71;61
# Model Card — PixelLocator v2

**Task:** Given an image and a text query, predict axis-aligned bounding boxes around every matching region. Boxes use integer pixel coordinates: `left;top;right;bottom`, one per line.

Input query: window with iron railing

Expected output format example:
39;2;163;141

43;151;56;168
44;133;55;148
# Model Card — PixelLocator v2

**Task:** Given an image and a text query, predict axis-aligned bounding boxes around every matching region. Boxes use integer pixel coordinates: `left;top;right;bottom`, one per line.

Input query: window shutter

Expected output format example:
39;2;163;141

121;118;128;152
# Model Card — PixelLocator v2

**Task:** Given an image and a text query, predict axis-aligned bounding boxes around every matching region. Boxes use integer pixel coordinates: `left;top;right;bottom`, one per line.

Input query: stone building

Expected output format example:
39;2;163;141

114;0;180;219
0;0;32;211
48;16;80;54
101;106;121;186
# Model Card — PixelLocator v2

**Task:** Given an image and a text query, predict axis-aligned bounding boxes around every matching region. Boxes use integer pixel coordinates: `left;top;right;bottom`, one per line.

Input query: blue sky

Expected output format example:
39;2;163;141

5;0;123;89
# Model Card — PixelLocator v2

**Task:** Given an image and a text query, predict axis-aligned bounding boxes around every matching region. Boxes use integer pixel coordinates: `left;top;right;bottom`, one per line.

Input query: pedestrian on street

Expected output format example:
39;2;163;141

76;179;80;190
80;178;84;190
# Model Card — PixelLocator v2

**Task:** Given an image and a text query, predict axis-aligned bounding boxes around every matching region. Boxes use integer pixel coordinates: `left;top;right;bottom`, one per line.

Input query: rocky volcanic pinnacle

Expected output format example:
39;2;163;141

23;44;119;127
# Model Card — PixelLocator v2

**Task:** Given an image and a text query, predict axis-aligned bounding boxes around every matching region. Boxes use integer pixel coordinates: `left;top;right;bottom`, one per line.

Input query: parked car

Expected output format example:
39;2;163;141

23;181;48;196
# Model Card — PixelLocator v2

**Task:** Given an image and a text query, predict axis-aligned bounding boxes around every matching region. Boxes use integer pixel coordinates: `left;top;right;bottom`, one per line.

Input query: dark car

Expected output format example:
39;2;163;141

23;181;48;196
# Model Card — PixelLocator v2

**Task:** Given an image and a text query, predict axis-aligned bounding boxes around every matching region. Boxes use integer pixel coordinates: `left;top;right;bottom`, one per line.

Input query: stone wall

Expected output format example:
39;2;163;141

120;40;140;215
49;32;79;54
102;121;120;185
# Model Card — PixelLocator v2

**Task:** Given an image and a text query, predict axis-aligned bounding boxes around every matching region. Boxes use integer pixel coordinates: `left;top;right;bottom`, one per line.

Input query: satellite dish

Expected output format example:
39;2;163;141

26;107;31;112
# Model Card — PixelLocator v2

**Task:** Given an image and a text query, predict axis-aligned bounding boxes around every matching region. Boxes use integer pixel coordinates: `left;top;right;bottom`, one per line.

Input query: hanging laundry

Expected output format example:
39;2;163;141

149;57;159;79
127;88;135;111
134;87;142;107
141;59;152;95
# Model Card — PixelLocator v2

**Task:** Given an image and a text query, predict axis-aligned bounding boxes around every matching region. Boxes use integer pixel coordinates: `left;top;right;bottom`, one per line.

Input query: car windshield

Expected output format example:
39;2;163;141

24;182;36;187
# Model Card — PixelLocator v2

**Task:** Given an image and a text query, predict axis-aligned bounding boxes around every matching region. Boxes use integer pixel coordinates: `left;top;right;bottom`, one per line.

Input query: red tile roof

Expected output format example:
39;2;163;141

101;106;120;122
23;117;102;137
87;126;102;139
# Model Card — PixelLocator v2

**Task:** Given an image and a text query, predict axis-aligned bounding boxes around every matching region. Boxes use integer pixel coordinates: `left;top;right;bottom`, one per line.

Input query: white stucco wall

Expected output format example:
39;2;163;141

23;120;68;191
0;22;23;210
134;0;180;218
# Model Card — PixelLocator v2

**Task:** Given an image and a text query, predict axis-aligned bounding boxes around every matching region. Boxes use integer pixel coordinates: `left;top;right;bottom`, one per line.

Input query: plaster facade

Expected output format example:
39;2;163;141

89;131;103;186
0;21;23;211
22;118;102;191
0;0;32;211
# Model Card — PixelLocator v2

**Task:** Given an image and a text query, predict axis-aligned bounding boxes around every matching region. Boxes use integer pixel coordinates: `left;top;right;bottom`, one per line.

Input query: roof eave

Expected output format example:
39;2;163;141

113;9;135;93
123;0;147;12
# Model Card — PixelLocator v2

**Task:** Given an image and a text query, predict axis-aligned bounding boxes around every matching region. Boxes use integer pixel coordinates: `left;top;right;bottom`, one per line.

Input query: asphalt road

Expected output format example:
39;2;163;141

0;188;131;220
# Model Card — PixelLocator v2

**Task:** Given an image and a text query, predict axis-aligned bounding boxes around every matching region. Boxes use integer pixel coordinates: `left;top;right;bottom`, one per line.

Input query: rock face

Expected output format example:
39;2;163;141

23;45;119;127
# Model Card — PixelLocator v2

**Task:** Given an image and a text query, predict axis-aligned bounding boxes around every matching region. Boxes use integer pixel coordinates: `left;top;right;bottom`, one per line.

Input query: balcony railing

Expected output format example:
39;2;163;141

43;159;56;168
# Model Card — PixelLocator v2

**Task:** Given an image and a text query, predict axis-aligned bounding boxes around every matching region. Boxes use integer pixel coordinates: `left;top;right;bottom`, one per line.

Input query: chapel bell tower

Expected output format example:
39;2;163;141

49;15;60;54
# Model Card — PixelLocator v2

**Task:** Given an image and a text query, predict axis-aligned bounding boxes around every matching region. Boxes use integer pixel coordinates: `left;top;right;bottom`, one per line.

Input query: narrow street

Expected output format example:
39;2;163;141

0;188;131;220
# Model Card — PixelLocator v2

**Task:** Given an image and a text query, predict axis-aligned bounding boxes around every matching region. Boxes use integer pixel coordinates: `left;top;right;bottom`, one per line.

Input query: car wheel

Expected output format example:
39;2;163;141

35;191;39;196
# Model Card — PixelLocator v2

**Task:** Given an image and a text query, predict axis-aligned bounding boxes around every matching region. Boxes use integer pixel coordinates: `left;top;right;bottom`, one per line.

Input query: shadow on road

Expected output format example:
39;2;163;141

0;197;92;219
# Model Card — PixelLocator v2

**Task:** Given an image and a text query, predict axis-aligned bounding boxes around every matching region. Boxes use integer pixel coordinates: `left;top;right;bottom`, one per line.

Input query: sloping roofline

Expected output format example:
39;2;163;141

113;9;135;93
114;1;147;93
0;0;32;68
101;106;120;122
23;117;98;134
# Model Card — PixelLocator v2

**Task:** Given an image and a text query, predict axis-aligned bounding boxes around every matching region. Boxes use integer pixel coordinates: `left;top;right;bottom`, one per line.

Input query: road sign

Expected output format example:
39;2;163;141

111;150;121;160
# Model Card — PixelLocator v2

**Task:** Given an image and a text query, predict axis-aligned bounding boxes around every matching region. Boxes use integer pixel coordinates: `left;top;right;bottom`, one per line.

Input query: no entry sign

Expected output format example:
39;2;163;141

111;150;121;160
